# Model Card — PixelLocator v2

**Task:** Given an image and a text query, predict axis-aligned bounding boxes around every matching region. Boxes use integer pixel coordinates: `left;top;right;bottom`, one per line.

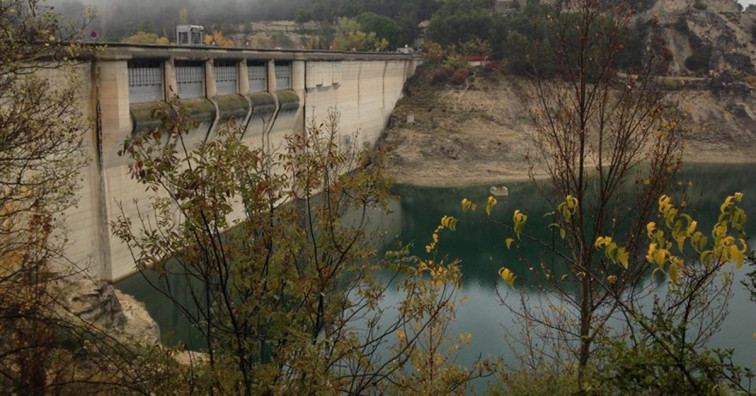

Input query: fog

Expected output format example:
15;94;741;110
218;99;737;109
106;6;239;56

48;0;755;43
49;0;319;40
47;0;439;42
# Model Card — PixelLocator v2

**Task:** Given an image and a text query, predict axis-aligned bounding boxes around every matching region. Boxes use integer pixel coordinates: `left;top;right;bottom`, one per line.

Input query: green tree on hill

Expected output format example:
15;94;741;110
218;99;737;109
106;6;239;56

332;17;390;51
355;12;402;48
427;0;496;47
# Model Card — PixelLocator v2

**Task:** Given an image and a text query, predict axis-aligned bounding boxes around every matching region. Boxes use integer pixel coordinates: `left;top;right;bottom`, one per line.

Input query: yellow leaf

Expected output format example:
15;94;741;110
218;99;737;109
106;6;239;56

654;249;667;267
513;210;528;240
461;198;477;212
730;244;744;269
594;236;611;248
616;248;629;269
505;238;514;249
675;234;686;252
658;195;671;208
691;231;708;252
645;243;657;263
486;195;498;216
566;194;578;210
498;267;516;287
720;196;734;214
687;220;697;235
646;222;656;237
607;275;618;284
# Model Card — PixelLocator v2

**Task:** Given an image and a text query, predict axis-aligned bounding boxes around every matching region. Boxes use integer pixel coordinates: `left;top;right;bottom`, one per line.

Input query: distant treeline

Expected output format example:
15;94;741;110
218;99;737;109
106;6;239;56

427;0;658;75
52;0;661;73
51;0;439;46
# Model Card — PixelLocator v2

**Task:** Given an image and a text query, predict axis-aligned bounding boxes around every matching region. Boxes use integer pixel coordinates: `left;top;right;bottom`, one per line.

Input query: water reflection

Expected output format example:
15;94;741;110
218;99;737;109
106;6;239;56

117;163;756;372
386;163;756;372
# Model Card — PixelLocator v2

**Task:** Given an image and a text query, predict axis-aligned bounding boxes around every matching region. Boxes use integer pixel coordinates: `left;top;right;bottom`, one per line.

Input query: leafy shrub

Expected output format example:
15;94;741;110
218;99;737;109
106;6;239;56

489;365;584;395
593;335;754;394
482;60;502;75
449;68;468;85
431;67;453;83
693;0;707;10
423;41;444;63
443;54;468;71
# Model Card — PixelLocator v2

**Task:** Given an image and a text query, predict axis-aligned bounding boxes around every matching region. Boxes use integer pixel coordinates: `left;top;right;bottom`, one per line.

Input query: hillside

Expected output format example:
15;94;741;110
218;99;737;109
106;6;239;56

378;66;756;186
377;0;756;186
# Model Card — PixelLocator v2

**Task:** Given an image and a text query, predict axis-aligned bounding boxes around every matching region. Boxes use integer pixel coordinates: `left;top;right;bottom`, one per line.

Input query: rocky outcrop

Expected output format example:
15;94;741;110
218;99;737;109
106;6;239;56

64;277;126;328
653;0;756;76
114;290;161;345
53;271;160;345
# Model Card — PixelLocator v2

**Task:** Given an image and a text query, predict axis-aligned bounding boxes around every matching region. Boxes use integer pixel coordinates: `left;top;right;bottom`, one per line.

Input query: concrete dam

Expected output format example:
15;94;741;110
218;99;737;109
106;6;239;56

59;43;419;281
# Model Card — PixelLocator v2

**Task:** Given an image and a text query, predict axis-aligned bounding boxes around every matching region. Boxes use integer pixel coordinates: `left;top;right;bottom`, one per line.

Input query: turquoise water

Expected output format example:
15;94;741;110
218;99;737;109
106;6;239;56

116;163;756;376
385;163;756;373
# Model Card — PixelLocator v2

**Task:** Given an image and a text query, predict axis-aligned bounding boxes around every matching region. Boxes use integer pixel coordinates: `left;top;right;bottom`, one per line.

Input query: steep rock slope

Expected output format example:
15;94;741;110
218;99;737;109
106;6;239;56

652;0;755;75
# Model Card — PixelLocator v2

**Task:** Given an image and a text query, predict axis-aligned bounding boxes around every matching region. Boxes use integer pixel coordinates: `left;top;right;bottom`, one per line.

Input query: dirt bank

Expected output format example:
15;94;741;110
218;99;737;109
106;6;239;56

377;69;756;187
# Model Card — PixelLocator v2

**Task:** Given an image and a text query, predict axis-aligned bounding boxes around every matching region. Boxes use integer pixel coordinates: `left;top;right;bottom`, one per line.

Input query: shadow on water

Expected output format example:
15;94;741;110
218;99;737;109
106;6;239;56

117;163;756;374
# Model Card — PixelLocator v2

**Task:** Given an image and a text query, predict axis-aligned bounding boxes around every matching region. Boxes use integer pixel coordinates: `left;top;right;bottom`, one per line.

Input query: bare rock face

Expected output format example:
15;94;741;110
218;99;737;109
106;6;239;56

114;290;161;344
65;277;126;329
54;271;160;345
653;0;756;76
652;0;741;14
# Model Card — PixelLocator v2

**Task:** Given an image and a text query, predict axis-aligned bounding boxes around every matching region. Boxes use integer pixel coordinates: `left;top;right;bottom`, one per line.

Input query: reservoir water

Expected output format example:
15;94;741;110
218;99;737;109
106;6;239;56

117;163;756;376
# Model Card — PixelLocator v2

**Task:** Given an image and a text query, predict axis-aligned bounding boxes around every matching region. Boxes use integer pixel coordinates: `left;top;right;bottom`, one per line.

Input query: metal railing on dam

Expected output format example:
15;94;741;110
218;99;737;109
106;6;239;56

56;43;419;281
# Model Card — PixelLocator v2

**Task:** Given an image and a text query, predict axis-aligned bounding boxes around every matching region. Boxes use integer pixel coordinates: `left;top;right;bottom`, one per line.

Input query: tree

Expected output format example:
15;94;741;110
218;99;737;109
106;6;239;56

113;107;485;394
515;1;681;378
355;12;402;48
204;30;235;47
0;1;88;392
468;0;754;392
332;17;389;51
426;0;496;47
123;31;170;45
0;1;181;393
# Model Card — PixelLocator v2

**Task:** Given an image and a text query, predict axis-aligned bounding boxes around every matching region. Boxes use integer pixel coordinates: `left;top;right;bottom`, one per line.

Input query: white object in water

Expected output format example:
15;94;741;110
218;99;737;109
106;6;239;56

489;186;509;197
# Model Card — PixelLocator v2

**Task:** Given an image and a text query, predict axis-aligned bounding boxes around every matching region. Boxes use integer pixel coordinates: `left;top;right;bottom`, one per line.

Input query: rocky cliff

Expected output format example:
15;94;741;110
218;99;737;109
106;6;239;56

652;0;756;76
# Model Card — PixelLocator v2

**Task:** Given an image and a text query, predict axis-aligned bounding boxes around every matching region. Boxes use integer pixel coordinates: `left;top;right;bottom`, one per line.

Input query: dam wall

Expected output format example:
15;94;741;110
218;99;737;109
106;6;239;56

58;44;418;281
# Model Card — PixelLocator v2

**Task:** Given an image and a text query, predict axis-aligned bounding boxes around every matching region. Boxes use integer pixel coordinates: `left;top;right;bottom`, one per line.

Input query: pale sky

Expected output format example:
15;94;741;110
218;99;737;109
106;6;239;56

740;0;756;7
